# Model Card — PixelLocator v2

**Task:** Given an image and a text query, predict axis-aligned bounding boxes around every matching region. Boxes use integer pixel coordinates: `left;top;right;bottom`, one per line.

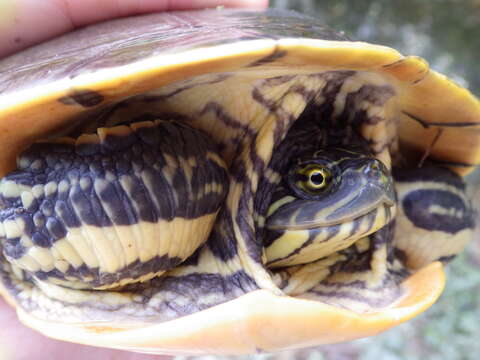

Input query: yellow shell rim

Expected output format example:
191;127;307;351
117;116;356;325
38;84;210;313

7;262;444;356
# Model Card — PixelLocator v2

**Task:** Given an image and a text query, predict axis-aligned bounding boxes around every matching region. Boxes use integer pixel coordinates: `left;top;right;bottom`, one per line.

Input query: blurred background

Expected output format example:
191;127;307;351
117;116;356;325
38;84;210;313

181;1;480;359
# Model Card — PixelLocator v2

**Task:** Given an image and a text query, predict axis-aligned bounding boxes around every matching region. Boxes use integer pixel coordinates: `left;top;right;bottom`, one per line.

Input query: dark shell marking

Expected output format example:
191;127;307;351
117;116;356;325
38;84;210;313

394;167;474;234
247;46;288;67
402;111;480;129
59;90;105;108
402;190;473;233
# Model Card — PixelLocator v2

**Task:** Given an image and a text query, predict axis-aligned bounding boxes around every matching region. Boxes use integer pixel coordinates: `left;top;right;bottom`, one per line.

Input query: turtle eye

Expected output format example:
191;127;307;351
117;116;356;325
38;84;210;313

296;164;332;193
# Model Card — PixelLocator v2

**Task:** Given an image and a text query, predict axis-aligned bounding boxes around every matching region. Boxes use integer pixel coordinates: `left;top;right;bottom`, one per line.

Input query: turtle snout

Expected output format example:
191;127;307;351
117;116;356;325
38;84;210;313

362;159;396;207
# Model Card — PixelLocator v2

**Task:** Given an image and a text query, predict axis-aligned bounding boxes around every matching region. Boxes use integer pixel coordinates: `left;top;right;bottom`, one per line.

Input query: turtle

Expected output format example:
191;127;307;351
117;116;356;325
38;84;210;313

0;8;478;356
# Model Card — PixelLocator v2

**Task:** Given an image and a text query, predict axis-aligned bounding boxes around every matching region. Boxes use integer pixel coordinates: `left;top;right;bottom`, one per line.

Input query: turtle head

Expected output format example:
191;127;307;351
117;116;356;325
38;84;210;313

264;147;396;268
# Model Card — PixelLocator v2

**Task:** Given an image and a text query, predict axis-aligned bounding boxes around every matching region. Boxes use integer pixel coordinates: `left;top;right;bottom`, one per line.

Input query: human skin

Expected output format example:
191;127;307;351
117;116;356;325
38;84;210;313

0;1;268;359
0;0;269;58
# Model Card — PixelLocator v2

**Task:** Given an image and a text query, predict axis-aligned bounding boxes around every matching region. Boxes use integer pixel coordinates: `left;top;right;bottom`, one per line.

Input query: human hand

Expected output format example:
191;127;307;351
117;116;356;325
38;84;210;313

0;0;269;58
0;1;268;359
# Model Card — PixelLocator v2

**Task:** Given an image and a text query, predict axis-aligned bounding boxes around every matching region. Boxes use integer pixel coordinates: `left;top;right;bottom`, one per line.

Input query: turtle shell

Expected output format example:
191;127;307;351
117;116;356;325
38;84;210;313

0;9;478;355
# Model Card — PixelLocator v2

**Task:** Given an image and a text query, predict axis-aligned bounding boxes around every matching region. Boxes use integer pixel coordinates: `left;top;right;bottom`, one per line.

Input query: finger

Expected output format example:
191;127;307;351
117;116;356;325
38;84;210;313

0;0;269;58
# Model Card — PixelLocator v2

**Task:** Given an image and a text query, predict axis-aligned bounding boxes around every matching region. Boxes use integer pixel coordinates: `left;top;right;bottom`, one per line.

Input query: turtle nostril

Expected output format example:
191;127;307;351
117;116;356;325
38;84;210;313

364;159;387;178
364;163;380;177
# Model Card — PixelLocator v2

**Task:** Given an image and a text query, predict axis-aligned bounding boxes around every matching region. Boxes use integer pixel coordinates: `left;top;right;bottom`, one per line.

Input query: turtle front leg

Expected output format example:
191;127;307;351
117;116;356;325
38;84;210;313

392;166;475;270
0;120;229;290
272;223;406;312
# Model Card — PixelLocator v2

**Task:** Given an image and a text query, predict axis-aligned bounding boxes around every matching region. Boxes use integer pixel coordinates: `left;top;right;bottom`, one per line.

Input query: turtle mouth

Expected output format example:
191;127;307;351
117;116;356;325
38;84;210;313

263;201;396;268
265;197;395;231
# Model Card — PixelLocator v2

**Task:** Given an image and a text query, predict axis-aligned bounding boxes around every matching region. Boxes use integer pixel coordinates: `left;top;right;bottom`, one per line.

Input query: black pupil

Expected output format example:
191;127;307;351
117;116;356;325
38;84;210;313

310;171;325;185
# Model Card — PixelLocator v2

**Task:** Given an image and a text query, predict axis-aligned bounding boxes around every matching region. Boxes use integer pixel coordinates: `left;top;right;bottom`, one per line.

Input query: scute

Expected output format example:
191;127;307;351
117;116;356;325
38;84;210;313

0;8;478;356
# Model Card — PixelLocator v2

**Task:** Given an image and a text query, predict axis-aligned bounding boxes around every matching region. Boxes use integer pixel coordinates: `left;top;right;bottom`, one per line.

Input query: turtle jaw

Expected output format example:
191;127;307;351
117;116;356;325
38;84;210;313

264;202;396;268
265;191;395;231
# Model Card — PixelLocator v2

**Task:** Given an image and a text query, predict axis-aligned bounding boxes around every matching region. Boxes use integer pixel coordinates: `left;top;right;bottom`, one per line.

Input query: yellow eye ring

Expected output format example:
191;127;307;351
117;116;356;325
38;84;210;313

297;164;331;192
